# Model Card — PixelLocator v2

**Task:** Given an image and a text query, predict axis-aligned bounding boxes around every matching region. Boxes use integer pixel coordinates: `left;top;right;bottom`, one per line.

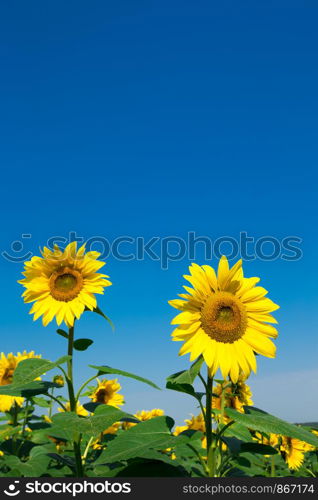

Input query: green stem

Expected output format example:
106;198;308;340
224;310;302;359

46;393;68;412
22;400;29;437
82;436;94;464
11;403;19;455
271;455;276;477
12;402;19;427
199;373;208;392
205;372;213;452
67;326;76;411
187;443;209;475
66;324;84;477
48;388;54;419
75;375;98;402
304;467;316;478
205;370;215;477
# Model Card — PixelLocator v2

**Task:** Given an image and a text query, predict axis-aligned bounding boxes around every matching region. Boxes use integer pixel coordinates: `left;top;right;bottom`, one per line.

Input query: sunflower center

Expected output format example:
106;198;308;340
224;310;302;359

96;389;109;403
217;306;234;322
201;291;247;343
49;267;83;302
1;368;14;385
55;274;77;292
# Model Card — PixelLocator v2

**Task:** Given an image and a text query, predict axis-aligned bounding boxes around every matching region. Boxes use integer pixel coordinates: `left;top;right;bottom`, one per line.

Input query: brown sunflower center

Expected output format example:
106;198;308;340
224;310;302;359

1;368;14;385
95;389;109;403
49;267;83;302
201;291;247;343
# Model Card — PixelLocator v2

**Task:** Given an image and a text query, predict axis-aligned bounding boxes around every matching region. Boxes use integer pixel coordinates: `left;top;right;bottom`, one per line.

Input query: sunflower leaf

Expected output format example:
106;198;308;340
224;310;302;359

166;381;202;401
89;365;160;390
73;338;94;351
166;356;204;386
0;381;59;397
94;416;175;464
240;442;278;455
12;356;71;386
56;329;69;339
225;407;318;447
86;306;115;331
48;405;132;441
166;356;204;400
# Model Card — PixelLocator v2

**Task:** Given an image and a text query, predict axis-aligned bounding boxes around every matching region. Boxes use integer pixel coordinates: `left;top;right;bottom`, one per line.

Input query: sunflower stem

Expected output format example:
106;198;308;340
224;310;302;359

46;393;68;412
75;375;98;402
67;324;84;477
270;455;276;477
22;399;30;437
205;370;215;476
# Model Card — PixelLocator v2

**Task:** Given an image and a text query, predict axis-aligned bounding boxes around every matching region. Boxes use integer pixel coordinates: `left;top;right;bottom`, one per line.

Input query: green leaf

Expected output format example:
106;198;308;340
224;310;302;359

167;356;204;386
4;448;52;477
173;430;204;459
225;407;318;447
166;381;203;400
48;405;132;441
86;306;115;330
90;365;160;390
56;329;68;339
166;357;204;400
32;397;51;408
12;356;71;385
47;453;75;470
73;338;94;351
223;422;252;442
240;442;278;455
0;381;59;397
0;425;20;440
94;416;175;464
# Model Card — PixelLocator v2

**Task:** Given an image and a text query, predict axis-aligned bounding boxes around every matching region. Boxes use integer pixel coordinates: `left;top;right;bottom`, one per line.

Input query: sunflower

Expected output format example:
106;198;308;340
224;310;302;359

59;401;88;417
0;351;41;412
184;413;206;432
280;436;314;470
122;409;164;430
19;242;111;328
169;256;279;382
212;376;253;421
173;413;205;436
92;422;121;450
88;379;124;408
254;431;279;449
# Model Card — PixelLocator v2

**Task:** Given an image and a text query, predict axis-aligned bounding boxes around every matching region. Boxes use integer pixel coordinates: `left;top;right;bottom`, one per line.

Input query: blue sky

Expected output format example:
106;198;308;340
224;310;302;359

0;1;317;423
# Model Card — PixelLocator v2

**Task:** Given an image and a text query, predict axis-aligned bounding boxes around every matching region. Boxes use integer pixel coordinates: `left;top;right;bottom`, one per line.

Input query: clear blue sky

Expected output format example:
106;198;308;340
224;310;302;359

0;1;317;422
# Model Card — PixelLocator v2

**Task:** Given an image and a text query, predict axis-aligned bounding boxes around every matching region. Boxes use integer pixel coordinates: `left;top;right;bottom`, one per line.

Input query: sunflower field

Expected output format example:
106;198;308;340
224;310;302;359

0;242;317;478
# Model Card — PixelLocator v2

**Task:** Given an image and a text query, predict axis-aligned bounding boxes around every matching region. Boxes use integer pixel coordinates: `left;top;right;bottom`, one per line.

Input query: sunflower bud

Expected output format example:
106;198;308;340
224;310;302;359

53;375;65;387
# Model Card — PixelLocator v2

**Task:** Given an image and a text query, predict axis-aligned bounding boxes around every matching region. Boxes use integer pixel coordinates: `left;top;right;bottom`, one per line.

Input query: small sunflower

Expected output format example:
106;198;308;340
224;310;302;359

48;435;67;452
92;422;121;450
254;431;279;449
0;351;41;412
280;436;314;470
173;425;189;436
88;379;124;408
19;242;111;327
184;413;206;432
212;376;253;420
169;256;279;382
122;409;164;430
59;401;88;417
